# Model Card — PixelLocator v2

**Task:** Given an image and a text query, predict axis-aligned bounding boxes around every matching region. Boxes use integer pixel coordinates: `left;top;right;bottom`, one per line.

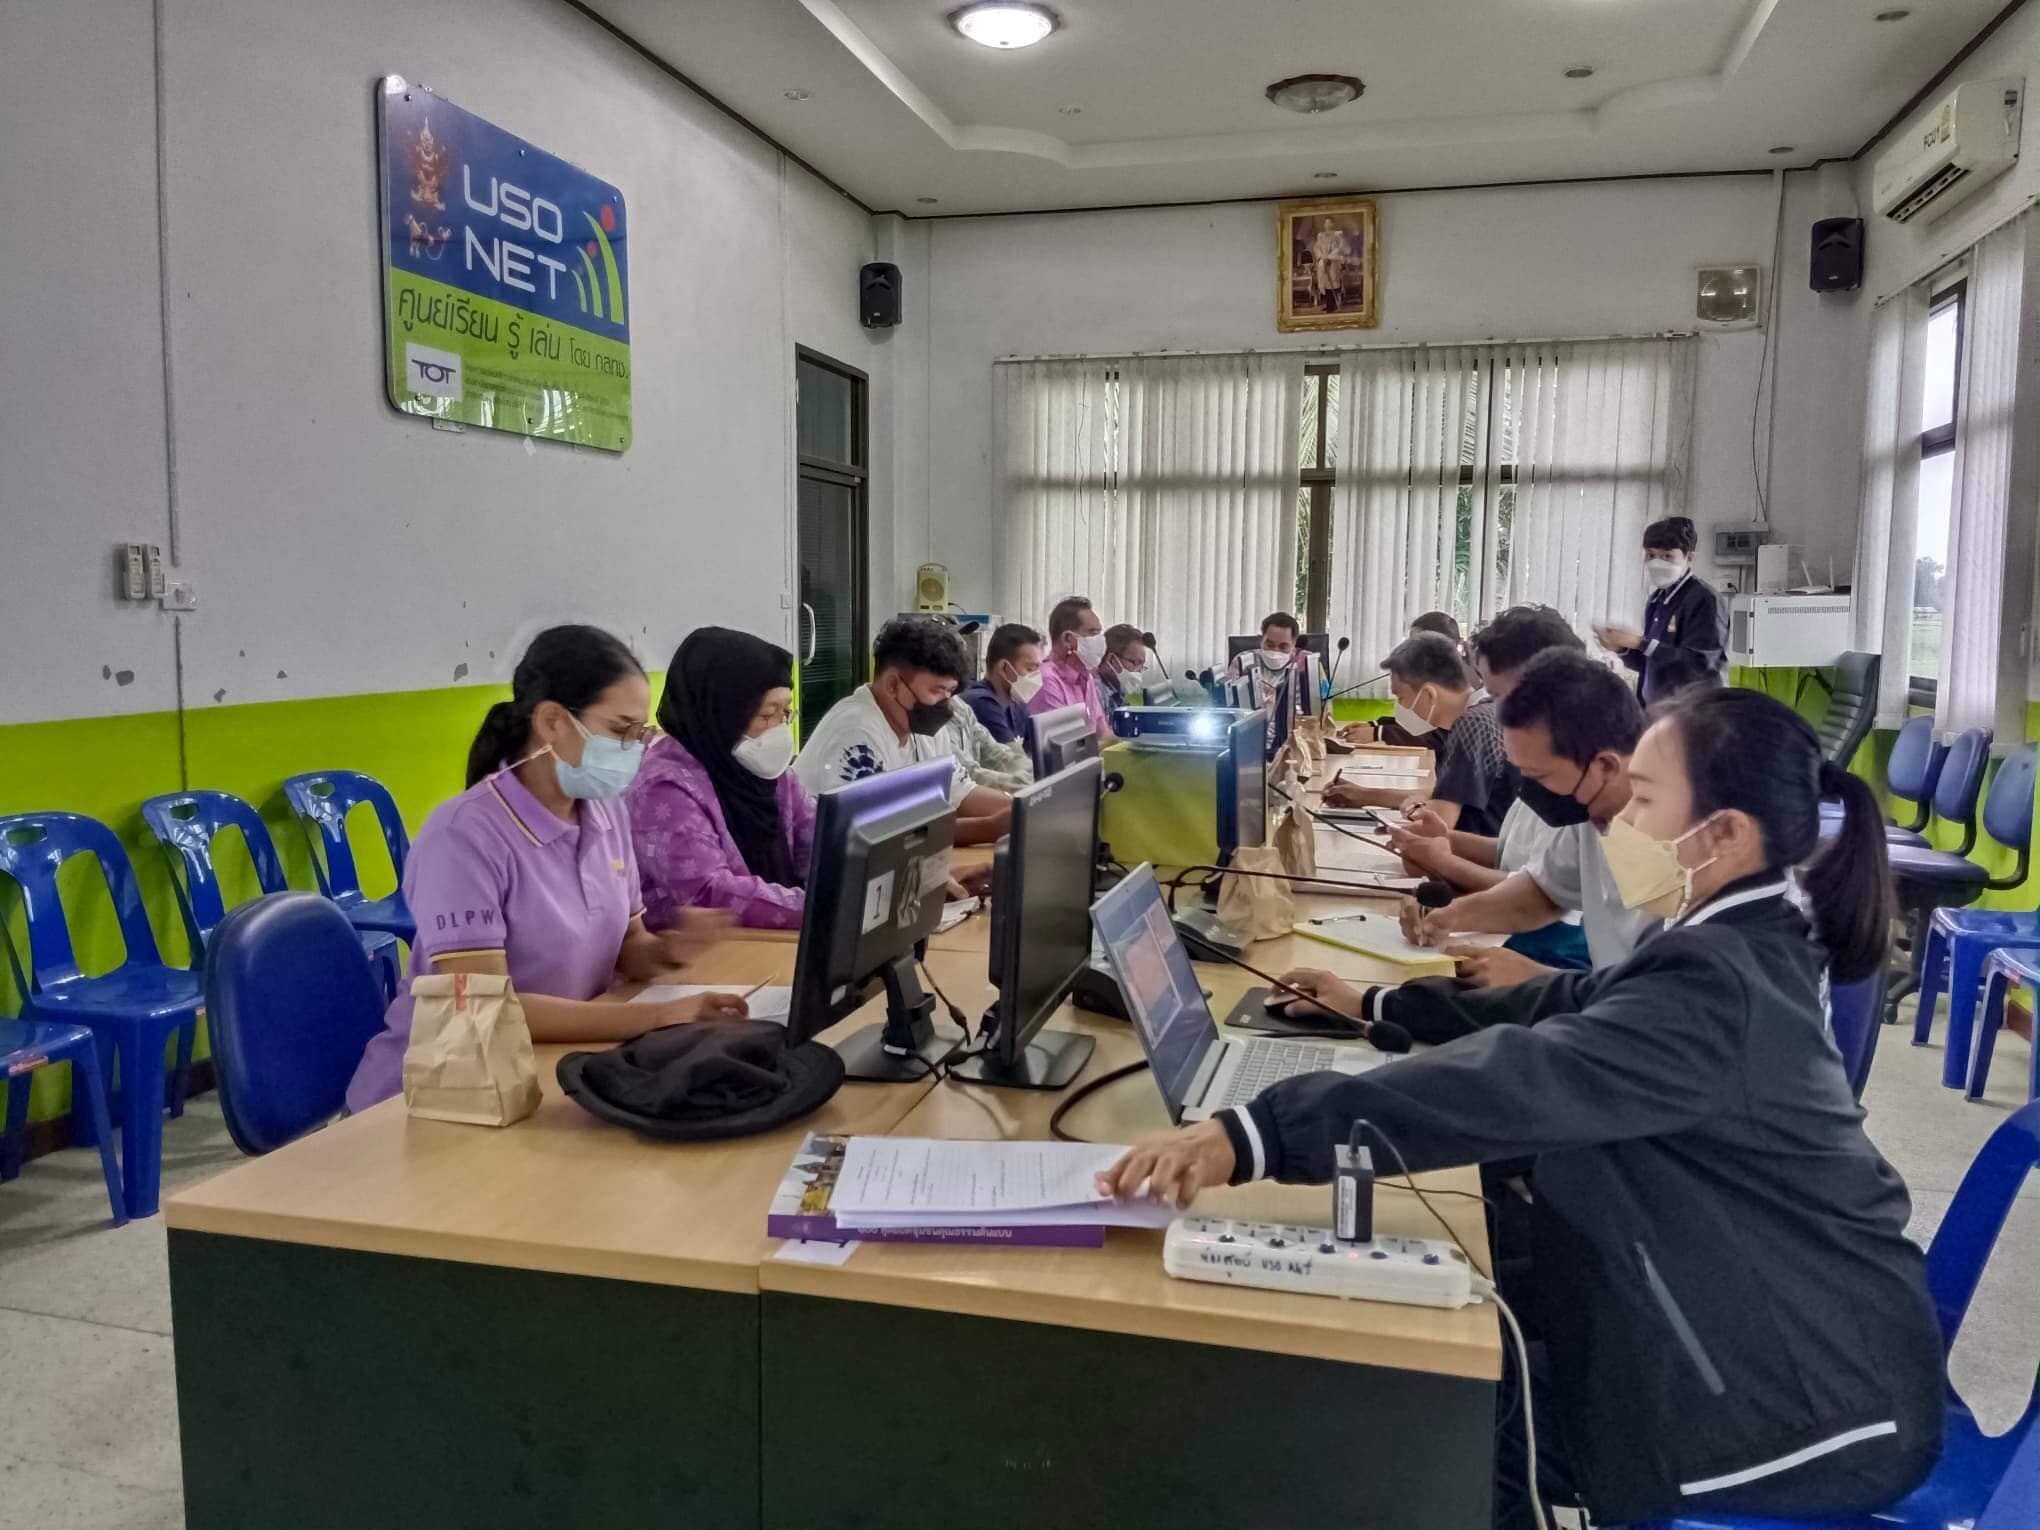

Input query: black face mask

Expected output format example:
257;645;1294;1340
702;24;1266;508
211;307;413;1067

1519;763;1593;828
907;696;953;737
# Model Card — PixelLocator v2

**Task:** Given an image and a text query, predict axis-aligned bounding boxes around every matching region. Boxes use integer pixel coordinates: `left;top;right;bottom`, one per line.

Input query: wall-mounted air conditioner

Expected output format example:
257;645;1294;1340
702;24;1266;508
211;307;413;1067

1873;79;2023;225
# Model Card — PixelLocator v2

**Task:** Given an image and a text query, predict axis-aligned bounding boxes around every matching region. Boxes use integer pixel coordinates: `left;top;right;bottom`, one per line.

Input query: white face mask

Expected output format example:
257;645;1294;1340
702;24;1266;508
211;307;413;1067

1075;632;1108;670
1257;648;1292;673
1009;668;1044;705
1645;557;1684;591
1391;692;1436;737
731;723;796;780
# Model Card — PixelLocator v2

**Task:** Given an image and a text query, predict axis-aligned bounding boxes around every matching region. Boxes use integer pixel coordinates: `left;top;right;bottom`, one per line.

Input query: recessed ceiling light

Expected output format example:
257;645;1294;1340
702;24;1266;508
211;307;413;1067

1313;171;1339;180
951;3;1057;49
1563;65;1595;80
783;89;810;101
1768;145;1796;155
1874;8;1911;19
916;196;940;204
1265;74;1365;115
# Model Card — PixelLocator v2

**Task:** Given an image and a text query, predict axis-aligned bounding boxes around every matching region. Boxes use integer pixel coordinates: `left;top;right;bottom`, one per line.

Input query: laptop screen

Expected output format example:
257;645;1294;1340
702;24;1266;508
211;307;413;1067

1090;866;1217;1114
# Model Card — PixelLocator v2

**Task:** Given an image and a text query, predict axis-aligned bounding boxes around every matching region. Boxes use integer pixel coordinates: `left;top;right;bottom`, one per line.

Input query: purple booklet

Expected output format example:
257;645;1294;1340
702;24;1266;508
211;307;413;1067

768;1133;1106;1248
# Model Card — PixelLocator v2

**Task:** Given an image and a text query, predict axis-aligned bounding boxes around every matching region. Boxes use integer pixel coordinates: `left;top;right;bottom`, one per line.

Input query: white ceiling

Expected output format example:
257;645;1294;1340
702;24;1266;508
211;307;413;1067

584;0;2011;215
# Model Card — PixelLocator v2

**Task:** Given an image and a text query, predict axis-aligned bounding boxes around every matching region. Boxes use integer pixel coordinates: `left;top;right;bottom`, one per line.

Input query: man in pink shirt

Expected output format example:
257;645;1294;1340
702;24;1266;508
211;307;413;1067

1027;594;1114;738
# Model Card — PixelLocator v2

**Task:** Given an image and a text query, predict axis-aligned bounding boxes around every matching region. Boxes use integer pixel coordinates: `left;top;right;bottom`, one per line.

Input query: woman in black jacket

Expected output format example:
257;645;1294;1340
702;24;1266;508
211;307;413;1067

1101;688;1942;1530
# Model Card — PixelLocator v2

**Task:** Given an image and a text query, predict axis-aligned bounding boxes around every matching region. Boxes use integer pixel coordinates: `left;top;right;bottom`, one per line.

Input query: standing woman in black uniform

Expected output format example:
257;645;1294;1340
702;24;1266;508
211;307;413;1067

1595;516;1728;701
1100;688;1942;1530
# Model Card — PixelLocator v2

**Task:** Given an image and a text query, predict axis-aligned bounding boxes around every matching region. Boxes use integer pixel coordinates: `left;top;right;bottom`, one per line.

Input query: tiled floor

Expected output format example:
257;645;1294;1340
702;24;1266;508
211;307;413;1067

0;1020;2033;1528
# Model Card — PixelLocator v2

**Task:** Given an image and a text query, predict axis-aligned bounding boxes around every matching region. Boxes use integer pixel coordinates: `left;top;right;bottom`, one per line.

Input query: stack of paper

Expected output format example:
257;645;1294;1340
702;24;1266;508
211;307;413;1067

824;1137;1175;1234
630;984;793;1023
1293;911;1506;966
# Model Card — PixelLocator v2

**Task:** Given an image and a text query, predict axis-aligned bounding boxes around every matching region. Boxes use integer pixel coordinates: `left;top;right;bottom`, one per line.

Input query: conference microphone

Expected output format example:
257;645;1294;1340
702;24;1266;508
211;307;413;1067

1415;879;1455;911
1324;668;1391;703
1142;631;1164;675
1325;635;1352;688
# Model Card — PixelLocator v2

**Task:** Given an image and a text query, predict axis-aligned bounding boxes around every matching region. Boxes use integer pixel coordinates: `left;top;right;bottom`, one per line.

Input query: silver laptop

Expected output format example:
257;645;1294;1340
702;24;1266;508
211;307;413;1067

1090;865;1382;1122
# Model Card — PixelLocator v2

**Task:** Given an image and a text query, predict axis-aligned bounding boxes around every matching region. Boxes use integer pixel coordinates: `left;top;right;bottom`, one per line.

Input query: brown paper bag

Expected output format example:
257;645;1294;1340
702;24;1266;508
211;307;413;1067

1274;797;1319;882
1217;844;1297;942
1294;713;1327;775
402;971;542;1126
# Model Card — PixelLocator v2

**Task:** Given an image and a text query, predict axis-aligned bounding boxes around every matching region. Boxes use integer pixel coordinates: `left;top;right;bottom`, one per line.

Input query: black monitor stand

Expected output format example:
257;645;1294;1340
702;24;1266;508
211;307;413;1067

831;955;964;1083
947;1018;1094;1091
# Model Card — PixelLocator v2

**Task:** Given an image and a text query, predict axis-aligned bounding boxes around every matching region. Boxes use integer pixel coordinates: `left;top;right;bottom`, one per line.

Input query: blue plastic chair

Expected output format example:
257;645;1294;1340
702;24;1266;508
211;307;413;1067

203;894;388;1155
1819;715;1948;847
279;772;416;944
1;916;126;1225
1965;947;2040;1103
1881;729;1998;1028
1891;745;2037;1085
0;812;206;1219
1828;969;1885;1101
141;791;401;1001
1630;1101;2040;1530
1977;1419;2036;1530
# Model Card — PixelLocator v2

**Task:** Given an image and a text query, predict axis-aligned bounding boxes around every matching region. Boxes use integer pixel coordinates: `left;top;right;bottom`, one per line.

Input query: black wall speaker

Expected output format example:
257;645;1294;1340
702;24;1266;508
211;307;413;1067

861;262;902;328
1810;218;1865;293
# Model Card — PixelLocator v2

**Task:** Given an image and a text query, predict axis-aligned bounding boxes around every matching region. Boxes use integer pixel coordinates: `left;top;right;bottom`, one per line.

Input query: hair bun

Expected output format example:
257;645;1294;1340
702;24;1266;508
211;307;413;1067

1818;760;1850;797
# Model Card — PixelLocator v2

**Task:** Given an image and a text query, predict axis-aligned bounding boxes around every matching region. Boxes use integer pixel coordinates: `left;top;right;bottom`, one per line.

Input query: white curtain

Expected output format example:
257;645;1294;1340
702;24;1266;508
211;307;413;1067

1327;336;1693;684
1492;338;1694;641
998;353;1304;671
1938;213;2032;741
1849;288;1929;725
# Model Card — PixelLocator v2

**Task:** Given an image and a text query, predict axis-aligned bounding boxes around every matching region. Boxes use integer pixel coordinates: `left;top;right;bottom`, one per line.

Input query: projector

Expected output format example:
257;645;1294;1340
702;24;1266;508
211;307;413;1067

1111;706;1251;742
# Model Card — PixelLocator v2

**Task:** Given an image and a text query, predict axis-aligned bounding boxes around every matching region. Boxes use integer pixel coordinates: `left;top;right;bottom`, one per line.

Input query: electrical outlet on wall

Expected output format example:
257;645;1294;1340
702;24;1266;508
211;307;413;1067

161;581;199;612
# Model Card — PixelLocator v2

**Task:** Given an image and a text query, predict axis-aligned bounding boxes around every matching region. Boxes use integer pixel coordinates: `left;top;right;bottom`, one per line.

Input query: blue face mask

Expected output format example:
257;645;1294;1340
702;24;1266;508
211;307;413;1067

554;716;645;800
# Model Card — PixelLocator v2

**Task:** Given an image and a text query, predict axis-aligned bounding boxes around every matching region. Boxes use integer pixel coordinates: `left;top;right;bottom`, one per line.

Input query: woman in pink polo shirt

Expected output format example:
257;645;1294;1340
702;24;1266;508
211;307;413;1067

627;627;817;930
346;625;748;1110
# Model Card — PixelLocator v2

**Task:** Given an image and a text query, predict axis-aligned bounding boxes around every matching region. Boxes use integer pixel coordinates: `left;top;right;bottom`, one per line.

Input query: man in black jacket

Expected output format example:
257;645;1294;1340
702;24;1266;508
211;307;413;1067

1595;515;1729;701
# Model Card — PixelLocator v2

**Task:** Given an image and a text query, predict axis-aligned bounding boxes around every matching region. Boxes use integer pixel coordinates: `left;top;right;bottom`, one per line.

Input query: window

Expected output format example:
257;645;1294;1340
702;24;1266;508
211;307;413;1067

1910;283;1964;691
1296;366;1338;630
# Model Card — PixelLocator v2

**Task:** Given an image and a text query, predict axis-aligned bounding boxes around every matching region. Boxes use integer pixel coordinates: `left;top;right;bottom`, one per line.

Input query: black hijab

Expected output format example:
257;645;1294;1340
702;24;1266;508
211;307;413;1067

657;628;800;887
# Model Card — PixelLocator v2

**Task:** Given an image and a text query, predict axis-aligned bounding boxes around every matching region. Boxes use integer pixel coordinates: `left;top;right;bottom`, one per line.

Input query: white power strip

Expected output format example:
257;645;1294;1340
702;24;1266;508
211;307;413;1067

1163;1217;1476;1308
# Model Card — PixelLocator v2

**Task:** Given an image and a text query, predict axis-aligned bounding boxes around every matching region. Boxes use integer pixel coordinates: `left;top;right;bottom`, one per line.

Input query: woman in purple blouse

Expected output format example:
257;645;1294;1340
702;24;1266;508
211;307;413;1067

628;627;818;931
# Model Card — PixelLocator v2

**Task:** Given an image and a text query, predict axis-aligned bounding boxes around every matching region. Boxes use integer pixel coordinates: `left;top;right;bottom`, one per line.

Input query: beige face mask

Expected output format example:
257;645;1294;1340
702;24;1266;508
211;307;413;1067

1601;813;1715;920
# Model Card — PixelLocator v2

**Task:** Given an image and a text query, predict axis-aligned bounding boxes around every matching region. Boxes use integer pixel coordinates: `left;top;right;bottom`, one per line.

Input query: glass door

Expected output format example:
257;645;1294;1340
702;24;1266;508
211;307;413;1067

794;348;869;734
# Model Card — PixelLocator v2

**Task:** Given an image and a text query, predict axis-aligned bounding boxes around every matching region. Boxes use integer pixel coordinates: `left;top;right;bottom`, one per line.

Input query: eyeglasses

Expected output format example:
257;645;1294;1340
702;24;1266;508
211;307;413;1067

753;704;799;730
579;714;659;746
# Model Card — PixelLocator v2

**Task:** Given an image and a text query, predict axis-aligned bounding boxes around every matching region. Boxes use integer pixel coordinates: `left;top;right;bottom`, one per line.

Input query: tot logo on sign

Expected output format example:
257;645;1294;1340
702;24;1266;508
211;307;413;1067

405;343;464;400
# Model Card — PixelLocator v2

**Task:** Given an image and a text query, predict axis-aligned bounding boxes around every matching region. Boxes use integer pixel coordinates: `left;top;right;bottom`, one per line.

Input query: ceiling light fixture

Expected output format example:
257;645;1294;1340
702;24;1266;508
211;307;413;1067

1313;171;1339;180
1563;65;1595;80
783;89;810;101
951;3;1058;49
1265;74;1364;115
1768;145;1795;155
1058;104;1083;115
1874;8;1911;19
916;196;940;204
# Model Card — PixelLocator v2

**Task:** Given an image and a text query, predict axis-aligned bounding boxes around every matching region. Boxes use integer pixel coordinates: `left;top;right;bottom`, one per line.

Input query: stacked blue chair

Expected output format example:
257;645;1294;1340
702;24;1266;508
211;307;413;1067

1892;744;2037;1086
141;791;401;1000
1818;715;1947;845
203;893;387;1155
1879;729;1993;1027
1628;1100;2040;1530
280;771;416;945
1965;947;2040;1103
1;928;126;1226
0;812;205;1219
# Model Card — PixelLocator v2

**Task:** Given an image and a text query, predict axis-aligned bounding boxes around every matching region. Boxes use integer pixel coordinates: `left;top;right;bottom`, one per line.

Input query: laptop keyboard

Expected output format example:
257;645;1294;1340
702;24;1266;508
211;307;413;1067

1214;1039;1339;1109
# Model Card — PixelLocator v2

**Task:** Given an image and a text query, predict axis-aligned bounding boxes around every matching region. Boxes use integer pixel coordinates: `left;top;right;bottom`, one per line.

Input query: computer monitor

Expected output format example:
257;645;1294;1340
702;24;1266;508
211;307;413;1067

1027;702;1099;778
1225;632;1333;665
1142;676;1178;708
1291;649;1315;715
1268;668;1294;757
787;758;962;1082
949;758;1103;1091
1217;709;1270;858
1223;673;1254;711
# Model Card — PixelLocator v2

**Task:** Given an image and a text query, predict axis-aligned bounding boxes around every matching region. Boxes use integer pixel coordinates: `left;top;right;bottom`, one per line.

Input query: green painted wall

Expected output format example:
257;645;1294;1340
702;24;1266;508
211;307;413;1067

1;673;667;1126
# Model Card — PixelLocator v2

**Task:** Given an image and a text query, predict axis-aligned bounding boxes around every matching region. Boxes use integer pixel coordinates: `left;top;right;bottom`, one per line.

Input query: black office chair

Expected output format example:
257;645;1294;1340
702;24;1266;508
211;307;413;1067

1814;651;1880;769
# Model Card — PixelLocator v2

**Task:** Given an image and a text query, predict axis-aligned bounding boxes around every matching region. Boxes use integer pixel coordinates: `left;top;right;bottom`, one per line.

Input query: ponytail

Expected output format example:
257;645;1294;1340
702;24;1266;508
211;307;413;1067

1807;760;1895;983
465;700;529;788
1661;689;1892;984
464;625;644;788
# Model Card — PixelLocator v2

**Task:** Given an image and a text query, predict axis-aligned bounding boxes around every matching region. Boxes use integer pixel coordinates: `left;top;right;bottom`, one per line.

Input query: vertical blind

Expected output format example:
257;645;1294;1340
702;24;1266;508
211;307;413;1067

1849;289;1929;726
998;337;1693;673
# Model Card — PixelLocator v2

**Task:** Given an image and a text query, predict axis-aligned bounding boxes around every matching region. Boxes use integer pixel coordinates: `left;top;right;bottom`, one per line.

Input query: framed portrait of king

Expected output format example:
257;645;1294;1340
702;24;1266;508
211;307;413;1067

1277;198;1379;332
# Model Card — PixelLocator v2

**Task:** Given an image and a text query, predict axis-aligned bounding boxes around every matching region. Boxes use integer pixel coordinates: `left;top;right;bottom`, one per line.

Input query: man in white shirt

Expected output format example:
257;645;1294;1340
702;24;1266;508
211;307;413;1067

795;617;1013;845
1401;649;1656;984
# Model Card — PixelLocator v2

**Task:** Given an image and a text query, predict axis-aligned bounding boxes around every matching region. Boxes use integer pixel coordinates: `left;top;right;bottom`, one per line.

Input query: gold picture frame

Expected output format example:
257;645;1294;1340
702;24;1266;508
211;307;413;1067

1277;197;1379;332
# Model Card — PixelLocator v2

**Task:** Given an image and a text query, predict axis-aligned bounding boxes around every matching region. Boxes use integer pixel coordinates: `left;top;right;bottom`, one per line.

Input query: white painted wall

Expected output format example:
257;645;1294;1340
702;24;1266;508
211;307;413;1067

0;0;881;727
899;171;1868;618
0;0;179;718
